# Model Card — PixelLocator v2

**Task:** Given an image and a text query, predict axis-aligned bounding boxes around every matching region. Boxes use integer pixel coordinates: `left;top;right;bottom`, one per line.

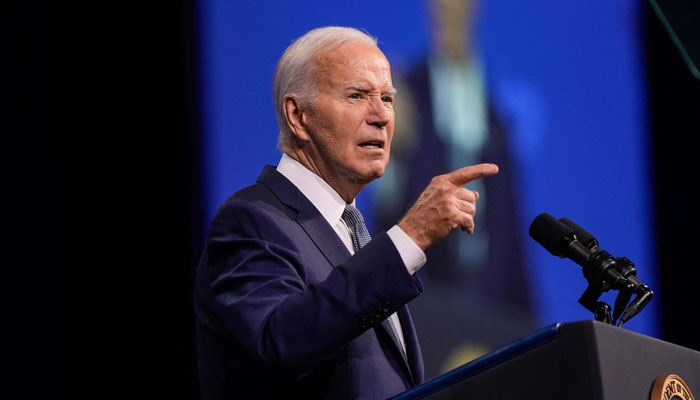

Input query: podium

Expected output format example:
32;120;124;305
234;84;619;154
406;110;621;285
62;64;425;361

391;320;700;399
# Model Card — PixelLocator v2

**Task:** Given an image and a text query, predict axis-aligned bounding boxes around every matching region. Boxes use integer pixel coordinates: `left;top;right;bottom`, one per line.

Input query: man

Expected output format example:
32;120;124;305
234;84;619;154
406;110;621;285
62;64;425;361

194;26;498;399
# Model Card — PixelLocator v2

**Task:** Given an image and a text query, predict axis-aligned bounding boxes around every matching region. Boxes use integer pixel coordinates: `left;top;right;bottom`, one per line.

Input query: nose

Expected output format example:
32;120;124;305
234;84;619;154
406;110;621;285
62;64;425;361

366;96;392;129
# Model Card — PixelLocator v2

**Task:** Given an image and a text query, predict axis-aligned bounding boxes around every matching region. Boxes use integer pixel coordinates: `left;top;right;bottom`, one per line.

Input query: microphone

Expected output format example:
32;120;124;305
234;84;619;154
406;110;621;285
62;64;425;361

529;213;623;288
528;213;592;267
558;216;653;324
529;213;623;282
529;212;653;326
559;217;598;250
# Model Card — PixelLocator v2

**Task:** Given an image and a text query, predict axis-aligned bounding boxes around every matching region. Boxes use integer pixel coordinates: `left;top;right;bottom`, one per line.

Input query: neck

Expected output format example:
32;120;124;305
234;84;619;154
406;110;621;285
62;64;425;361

284;149;365;203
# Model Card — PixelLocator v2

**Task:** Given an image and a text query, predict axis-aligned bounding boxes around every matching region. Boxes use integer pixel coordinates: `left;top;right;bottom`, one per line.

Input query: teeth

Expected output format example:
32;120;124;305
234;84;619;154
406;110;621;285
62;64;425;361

360;143;381;148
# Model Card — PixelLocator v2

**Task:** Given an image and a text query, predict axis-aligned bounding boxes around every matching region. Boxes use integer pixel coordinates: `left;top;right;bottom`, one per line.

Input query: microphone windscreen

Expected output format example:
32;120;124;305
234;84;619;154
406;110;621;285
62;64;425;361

529;213;574;257
559;217;597;248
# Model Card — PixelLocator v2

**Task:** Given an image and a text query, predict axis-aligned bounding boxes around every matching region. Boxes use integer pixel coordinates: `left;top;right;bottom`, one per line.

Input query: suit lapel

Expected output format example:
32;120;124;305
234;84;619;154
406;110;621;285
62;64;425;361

296;200;351;267
257;165;350;268
380;314;415;386
398;306;424;384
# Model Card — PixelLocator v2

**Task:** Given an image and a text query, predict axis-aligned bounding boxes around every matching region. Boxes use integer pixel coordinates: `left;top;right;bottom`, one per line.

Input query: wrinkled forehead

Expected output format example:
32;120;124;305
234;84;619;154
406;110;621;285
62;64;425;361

312;42;393;88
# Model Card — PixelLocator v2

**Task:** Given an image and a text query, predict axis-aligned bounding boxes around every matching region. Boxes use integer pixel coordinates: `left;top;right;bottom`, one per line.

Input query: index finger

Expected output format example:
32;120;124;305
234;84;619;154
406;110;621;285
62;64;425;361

446;163;499;186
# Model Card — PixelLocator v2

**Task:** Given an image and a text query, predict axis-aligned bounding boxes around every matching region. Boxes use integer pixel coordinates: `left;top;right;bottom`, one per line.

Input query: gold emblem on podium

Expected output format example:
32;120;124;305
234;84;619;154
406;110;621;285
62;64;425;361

651;374;694;400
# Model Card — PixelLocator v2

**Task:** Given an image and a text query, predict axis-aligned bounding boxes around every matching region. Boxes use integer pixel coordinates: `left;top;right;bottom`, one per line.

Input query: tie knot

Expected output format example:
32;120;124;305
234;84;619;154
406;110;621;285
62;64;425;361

341;204;371;252
341;204;365;227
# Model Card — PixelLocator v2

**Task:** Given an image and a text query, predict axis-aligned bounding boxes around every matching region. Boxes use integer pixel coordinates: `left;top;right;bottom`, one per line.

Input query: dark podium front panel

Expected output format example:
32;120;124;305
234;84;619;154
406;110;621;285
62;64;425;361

391;320;700;400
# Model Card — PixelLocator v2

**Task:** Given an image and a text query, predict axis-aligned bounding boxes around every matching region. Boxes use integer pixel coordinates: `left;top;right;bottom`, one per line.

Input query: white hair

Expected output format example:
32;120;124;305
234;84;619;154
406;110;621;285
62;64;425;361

273;26;378;151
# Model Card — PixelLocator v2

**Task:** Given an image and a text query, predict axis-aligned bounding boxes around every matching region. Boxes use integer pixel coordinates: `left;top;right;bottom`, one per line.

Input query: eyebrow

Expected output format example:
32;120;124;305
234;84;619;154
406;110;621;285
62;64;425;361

346;85;397;95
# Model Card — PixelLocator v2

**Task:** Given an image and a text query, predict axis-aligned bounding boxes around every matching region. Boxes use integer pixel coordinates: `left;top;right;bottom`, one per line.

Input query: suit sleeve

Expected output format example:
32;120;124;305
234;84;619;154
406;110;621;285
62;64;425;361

202;199;423;378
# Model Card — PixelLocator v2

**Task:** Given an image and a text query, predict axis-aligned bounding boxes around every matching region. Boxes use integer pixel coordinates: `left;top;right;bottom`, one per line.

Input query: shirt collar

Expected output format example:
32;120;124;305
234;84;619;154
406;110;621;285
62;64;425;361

276;153;350;228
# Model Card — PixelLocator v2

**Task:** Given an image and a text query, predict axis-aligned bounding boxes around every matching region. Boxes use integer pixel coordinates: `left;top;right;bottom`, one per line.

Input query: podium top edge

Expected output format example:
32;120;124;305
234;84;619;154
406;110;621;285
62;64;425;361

389;322;561;400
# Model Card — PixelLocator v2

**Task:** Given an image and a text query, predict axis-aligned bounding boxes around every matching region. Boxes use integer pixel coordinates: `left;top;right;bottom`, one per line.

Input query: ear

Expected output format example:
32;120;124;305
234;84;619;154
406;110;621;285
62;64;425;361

283;94;311;143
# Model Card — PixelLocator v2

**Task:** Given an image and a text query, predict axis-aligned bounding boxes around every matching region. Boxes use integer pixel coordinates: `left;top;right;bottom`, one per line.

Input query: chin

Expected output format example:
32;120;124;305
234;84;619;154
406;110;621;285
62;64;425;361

349;167;384;185
363;167;386;182
347;159;389;184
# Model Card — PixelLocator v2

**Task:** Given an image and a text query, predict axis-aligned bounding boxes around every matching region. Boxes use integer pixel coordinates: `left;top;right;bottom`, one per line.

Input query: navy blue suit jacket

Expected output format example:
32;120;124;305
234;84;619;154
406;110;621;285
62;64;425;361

194;165;425;399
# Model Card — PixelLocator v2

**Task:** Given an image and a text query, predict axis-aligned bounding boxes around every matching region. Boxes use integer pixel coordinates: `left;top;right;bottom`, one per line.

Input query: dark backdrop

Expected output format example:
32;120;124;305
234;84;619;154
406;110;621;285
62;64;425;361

7;1;201;398
645;4;700;353
6;1;698;398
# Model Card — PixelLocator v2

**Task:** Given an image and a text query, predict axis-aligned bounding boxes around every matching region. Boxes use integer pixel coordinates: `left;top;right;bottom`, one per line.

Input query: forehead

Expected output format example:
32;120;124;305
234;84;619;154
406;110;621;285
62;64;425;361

313;42;392;88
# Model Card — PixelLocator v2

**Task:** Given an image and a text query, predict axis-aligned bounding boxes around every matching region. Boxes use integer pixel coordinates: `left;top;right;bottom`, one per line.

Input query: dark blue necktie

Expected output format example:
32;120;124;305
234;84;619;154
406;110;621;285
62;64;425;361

341;204;408;362
341;204;372;252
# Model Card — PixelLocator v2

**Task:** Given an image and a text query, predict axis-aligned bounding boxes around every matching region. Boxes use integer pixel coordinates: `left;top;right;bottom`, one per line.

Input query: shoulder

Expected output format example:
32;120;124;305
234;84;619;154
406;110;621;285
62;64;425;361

209;181;296;238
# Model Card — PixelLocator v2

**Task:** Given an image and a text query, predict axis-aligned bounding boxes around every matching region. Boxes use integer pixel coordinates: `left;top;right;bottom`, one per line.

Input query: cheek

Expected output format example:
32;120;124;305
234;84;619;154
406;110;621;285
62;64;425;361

386;124;395;150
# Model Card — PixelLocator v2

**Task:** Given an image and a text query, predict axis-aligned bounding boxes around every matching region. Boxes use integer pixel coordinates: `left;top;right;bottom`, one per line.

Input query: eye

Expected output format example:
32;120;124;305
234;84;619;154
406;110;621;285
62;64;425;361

381;96;394;104
349;93;361;99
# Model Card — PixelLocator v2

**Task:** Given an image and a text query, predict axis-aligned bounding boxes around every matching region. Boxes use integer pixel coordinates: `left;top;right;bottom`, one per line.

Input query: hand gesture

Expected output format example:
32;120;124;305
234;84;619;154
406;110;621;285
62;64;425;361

398;164;499;250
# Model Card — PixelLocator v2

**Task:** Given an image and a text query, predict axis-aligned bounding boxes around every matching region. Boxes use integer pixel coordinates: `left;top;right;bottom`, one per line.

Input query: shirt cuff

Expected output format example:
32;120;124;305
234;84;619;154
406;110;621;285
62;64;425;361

386;225;427;276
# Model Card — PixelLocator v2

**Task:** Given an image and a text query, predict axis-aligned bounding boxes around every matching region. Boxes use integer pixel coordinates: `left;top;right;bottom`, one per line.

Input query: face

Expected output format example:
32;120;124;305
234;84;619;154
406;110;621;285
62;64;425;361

298;42;395;199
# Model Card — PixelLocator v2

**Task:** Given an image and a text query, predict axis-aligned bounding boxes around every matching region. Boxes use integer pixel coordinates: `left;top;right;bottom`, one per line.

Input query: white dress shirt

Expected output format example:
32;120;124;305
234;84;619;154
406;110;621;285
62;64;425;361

276;153;426;353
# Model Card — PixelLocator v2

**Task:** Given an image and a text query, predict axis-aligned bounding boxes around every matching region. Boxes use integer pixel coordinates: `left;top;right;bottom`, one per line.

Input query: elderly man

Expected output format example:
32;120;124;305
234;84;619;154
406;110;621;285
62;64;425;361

194;26;498;399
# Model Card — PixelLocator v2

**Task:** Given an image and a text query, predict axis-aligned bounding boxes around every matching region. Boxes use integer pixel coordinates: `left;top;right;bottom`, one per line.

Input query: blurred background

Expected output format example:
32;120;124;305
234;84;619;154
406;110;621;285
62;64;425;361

7;0;699;398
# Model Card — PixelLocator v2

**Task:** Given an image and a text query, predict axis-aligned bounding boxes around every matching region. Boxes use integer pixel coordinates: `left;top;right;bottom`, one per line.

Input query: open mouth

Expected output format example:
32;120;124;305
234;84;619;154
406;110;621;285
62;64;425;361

358;141;383;149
